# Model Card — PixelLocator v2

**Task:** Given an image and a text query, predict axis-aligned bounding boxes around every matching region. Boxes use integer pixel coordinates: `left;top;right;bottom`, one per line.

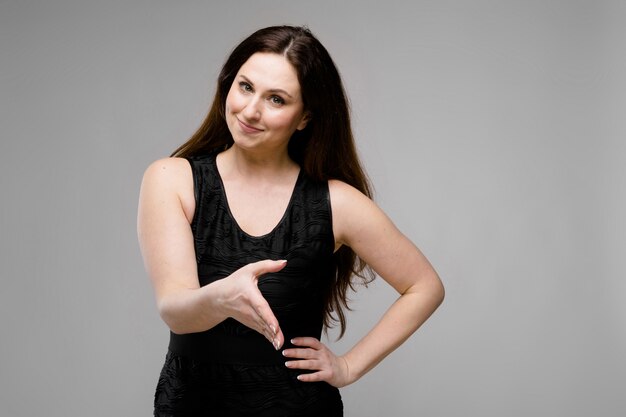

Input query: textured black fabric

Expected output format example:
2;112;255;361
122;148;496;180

154;153;342;416
155;351;342;417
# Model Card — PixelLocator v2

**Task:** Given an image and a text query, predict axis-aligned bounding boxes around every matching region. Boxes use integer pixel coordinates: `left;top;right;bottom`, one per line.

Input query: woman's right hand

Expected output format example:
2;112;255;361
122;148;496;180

216;259;287;350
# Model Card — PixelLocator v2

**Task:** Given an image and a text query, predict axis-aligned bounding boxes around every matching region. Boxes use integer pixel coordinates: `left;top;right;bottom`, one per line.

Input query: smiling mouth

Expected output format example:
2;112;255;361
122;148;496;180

237;118;263;134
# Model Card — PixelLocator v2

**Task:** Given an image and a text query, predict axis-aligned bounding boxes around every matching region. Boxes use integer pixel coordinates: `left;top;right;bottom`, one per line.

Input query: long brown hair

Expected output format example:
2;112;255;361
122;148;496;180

172;25;373;337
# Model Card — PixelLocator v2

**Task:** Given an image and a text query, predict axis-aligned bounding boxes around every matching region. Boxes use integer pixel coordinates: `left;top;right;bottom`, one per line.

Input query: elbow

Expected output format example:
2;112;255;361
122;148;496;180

160;312;195;335
157;299;194;335
426;268;445;307
415;271;445;308
162;318;188;335
433;275;445;307
155;286;223;334
402;272;445;314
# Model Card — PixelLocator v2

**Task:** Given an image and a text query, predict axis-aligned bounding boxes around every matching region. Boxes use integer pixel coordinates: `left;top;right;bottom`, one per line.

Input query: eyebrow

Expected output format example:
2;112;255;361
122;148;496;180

239;75;294;98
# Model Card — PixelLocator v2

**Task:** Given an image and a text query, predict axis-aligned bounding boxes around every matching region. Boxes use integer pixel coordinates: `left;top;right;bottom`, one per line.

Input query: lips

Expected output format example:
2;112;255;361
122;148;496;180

237;118;263;134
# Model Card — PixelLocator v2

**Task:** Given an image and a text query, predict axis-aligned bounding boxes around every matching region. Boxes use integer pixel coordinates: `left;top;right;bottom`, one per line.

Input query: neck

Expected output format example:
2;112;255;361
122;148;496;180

219;145;299;182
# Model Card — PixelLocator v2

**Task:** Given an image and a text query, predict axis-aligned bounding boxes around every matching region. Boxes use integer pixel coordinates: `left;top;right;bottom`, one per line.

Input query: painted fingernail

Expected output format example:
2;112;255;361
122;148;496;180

273;339;279;350
284;361;291;367
270;324;277;334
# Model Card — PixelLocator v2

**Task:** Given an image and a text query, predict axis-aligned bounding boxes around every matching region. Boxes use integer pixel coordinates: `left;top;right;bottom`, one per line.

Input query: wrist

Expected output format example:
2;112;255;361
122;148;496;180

340;354;358;386
341;352;365;385
203;278;229;322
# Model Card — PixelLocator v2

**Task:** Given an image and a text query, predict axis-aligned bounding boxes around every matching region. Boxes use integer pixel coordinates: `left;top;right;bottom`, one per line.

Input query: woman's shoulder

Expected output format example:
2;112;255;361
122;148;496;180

141;157;196;222
328;178;375;224
328;179;400;252
328;179;371;205
142;157;193;187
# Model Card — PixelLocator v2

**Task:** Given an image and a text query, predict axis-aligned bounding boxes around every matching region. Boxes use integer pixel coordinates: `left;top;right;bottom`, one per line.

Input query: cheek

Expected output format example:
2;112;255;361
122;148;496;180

284;112;307;131
225;89;241;114
263;114;289;131
265;110;300;129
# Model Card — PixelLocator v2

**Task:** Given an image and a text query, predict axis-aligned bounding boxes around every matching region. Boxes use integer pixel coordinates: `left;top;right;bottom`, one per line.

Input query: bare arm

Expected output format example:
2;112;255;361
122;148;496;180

137;158;285;348
283;180;444;386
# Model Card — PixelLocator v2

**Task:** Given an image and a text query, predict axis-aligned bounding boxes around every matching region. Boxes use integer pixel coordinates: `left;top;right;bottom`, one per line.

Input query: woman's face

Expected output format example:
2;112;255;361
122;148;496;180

225;52;309;154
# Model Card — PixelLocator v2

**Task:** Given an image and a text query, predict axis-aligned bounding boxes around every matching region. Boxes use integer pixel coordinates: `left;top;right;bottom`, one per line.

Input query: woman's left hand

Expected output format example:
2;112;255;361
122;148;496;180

283;337;352;388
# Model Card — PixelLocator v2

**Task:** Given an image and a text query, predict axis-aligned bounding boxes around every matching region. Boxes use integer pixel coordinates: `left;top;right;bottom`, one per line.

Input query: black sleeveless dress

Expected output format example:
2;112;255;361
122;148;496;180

154;153;343;416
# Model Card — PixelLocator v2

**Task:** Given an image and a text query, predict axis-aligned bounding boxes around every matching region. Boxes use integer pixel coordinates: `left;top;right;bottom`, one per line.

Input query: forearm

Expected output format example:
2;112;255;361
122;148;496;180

157;280;228;334
343;274;444;383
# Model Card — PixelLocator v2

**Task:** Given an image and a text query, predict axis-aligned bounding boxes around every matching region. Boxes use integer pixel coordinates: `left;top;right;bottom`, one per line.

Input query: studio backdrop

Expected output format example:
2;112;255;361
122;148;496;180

1;1;624;416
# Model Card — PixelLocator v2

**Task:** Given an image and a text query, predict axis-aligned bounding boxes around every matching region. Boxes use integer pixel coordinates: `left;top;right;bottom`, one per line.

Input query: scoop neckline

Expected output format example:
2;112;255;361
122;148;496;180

211;153;302;240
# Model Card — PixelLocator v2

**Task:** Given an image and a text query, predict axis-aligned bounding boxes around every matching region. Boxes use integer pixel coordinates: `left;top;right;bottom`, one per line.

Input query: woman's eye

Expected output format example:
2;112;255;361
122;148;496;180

239;82;252;92
269;95;285;105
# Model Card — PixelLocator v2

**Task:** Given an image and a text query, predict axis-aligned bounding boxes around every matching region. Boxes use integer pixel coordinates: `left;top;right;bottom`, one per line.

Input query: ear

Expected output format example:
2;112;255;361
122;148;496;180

296;111;312;131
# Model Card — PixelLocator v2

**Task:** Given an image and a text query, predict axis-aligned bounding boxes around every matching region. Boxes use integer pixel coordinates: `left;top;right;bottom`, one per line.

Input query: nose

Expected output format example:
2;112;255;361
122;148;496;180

241;95;262;121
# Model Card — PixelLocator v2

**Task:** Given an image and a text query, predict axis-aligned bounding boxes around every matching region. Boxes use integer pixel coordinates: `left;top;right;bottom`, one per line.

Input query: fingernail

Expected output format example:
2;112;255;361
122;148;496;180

273;339;279;350
278;259;287;264
270;325;277;335
284;361;291;367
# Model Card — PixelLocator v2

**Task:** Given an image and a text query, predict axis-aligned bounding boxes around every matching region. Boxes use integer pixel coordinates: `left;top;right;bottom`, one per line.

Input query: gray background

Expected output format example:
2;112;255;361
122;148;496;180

1;1;624;416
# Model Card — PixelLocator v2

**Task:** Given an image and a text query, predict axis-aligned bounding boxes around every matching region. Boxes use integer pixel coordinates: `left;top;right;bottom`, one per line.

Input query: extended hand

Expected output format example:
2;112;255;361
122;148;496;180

283;337;352;388
217;259;286;350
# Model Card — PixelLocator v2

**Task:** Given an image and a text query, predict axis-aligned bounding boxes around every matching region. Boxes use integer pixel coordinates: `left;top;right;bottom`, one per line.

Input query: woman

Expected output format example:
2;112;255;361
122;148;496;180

138;25;444;416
